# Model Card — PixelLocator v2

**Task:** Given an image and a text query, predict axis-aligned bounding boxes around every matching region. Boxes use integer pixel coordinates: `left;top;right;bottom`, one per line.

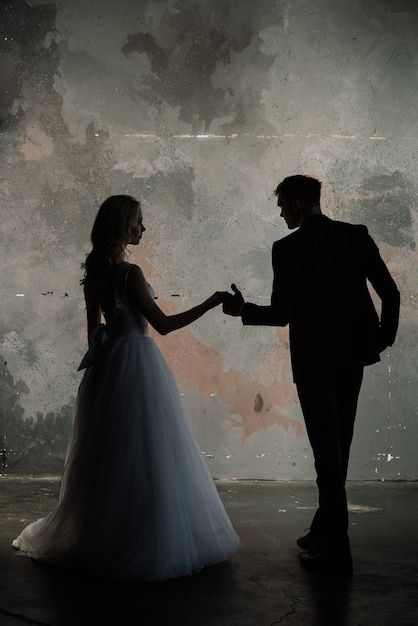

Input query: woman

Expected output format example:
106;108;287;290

12;195;240;581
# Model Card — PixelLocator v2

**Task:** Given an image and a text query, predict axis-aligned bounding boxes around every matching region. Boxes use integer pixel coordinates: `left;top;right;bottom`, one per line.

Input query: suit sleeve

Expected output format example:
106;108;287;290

241;241;292;326
364;228;400;348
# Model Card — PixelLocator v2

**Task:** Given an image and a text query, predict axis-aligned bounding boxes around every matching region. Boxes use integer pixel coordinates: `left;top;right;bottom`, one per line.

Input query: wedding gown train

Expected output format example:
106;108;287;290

12;262;240;581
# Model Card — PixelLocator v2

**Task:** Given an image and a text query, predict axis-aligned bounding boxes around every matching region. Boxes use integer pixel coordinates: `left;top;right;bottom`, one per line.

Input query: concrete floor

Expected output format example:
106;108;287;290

0;478;417;625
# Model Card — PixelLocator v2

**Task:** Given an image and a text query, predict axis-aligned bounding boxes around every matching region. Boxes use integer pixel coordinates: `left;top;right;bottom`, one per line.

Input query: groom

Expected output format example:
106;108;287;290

223;175;400;574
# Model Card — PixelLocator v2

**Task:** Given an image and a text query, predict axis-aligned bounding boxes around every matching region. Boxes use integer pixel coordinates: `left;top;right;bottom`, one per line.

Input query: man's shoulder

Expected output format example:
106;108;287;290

332;218;368;234
272;230;299;252
272;217;369;253
330;220;370;248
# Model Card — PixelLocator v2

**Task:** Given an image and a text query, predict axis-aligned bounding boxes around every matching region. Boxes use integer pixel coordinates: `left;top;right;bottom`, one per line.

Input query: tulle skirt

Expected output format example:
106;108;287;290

12;333;240;581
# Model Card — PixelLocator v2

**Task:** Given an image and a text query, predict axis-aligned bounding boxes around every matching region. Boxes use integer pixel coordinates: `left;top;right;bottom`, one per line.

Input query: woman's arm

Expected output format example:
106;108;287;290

83;285;102;346
126;264;227;335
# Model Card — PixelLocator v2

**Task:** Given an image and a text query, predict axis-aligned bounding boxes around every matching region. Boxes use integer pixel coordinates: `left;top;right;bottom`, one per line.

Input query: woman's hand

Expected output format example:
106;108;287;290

206;291;232;309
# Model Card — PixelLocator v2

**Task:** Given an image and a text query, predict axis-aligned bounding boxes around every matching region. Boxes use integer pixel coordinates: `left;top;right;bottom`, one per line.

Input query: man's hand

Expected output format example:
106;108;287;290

376;327;390;354
222;283;245;316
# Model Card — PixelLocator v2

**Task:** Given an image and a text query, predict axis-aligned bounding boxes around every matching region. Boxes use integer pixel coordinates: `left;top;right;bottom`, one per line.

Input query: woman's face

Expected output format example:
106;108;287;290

128;205;146;245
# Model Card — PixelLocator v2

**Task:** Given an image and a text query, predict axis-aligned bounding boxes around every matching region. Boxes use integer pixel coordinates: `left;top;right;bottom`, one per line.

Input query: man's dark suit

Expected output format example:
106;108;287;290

241;214;400;551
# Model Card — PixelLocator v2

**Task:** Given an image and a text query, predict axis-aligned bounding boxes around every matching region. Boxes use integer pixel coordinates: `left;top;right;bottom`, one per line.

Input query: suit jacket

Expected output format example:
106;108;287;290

241;214;400;382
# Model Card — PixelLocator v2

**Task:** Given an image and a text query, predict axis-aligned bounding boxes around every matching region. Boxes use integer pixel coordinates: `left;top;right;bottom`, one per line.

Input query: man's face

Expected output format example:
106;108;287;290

277;192;301;230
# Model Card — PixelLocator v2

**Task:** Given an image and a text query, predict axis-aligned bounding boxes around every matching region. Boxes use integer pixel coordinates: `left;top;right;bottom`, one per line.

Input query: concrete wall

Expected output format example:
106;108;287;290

0;0;417;479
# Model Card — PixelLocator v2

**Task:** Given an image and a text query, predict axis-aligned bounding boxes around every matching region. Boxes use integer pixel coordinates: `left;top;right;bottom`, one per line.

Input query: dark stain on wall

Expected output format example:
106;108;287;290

1;0;119;257
121;0;276;130
254;393;264;413
0;357;73;473
383;0;418;13
0;0;57;131
352;172;415;249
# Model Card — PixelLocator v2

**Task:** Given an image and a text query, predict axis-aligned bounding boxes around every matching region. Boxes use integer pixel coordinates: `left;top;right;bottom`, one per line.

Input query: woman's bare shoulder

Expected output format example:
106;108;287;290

125;262;147;285
125;261;143;274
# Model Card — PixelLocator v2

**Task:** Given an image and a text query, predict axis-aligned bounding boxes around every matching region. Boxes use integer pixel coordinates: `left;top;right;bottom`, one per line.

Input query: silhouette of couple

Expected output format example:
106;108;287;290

13;175;400;580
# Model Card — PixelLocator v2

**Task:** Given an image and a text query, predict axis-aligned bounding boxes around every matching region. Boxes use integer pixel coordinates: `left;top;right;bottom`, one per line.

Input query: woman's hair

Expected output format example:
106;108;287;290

80;195;140;294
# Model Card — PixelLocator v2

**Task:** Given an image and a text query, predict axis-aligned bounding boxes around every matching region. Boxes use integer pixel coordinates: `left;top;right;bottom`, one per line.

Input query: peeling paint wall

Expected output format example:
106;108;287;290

0;0;417;479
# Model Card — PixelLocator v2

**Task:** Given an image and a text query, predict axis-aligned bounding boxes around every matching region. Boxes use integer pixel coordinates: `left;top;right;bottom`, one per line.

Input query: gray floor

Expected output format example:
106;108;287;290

0;478;417;625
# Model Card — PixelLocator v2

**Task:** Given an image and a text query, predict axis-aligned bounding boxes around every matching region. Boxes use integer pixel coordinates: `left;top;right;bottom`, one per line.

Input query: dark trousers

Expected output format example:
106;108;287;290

296;366;364;551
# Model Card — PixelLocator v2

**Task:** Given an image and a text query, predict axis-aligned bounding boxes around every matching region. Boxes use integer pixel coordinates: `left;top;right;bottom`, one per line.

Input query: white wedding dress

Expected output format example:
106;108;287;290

12;262;240;581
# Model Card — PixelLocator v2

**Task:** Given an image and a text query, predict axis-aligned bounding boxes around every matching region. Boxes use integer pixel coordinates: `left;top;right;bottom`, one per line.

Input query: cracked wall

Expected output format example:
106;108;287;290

0;0;417;478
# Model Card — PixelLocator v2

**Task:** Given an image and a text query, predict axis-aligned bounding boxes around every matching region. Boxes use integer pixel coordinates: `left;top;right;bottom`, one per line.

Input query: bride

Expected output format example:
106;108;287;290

12;194;240;581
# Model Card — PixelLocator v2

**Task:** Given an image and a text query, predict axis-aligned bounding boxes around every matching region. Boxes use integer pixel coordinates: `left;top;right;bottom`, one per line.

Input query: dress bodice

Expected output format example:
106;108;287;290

100;262;152;338
77;262;153;371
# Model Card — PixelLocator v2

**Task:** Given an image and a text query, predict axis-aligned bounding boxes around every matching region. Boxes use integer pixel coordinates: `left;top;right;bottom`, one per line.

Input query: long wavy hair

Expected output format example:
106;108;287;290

80;195;140;295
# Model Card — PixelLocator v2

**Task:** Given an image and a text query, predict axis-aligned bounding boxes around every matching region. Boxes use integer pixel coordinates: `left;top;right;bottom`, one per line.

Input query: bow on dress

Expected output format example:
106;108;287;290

77;323;109;371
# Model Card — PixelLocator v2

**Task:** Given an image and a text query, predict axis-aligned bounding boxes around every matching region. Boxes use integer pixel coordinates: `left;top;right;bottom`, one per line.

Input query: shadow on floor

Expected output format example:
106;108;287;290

1;479;417;625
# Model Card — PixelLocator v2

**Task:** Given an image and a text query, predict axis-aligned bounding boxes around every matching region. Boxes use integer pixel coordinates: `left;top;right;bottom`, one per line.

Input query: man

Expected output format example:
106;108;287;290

223;175;400;574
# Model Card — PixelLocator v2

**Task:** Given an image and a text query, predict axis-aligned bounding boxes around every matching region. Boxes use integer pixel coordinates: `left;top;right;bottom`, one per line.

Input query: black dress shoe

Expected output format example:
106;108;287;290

299;548;353;576
296;531;325;553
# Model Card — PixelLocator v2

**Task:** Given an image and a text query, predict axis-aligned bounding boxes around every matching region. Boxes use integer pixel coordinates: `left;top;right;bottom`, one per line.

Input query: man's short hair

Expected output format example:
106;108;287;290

275;175;322;205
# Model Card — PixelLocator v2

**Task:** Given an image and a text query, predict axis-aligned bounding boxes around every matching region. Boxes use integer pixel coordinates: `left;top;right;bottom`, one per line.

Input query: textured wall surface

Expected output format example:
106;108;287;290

0;0;417;478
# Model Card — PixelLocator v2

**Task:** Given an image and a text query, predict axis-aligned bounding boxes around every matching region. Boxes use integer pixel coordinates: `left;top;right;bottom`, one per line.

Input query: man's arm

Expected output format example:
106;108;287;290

241;241;293;326
364;228;400;349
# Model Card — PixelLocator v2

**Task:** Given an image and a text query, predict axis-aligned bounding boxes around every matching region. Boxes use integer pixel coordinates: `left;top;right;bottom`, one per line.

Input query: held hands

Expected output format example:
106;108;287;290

206;291;233;309
222;284;245;316
206;283;244;316
206;283;245;315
